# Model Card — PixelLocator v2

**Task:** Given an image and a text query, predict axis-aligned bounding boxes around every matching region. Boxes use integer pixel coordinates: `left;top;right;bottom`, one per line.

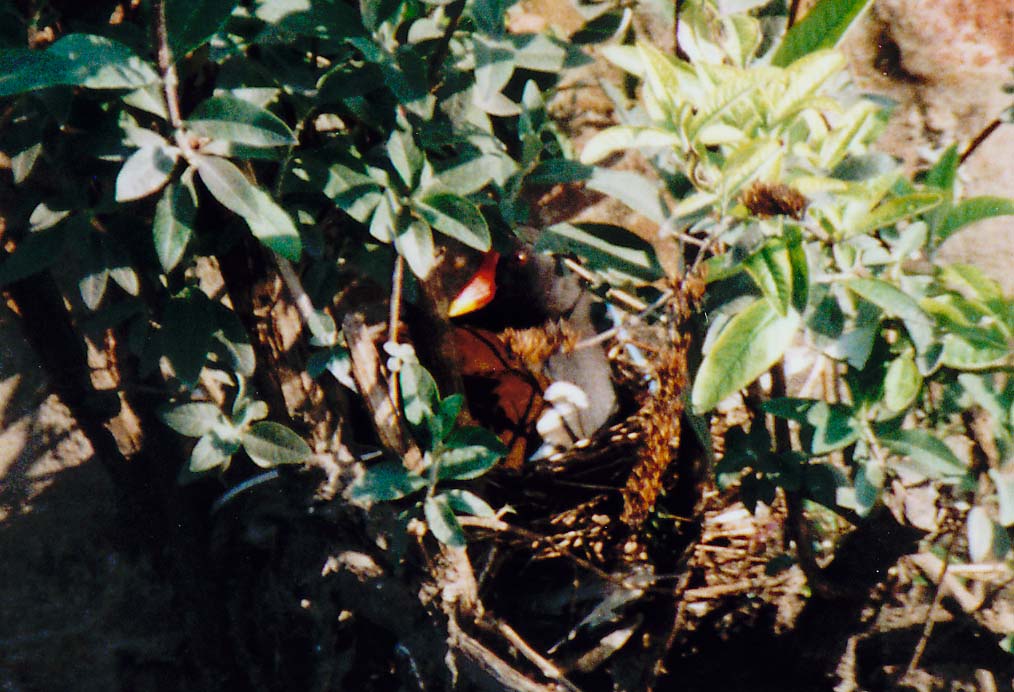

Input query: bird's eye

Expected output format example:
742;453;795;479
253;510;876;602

513;248;530;267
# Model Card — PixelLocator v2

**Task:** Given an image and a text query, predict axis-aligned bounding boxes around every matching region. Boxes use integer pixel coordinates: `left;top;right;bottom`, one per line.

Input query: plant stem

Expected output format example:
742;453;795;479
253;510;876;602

153;0;182;129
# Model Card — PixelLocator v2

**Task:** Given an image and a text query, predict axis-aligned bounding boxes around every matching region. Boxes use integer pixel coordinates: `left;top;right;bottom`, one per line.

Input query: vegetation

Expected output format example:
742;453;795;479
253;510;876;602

2;0;1014;688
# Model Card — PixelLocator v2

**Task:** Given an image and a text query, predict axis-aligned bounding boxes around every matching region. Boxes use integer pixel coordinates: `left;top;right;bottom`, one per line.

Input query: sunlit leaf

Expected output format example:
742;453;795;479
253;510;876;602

771;0;873;68
159;402;224;437
692;299;801;413
193;155;302;260
116;143;179;202
933;196;1014;245
188;94;296;147
425;494;466;547
0;34;158;96
416;194;490;251
877;428;967;481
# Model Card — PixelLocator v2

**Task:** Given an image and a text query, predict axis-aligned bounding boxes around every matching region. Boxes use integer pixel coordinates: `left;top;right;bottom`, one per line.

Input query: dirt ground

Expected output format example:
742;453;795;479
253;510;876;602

2;2;1014;691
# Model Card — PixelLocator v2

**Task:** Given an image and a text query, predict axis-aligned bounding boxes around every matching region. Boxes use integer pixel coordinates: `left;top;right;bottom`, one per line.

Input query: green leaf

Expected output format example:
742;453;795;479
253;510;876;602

115;143;179;202
159;402;224;437
877;428;967;480
786;225;810;312
166;0;239;56
212;303;256;377
162;288;216;389
692;299;801;413
400;360;439;427
849;192;943;236
193;155;302;260
190;432;240;472
762;398;860;454
416;194;490;252
442;489;495;518
988;470;1014;527
438;427;507;480
0;34;158;96
585;168;668;226
394;218;436;279
923;144;959;192
424;494;466;547
579;126;683;166
844;277;936;363
322;161;384;224
967;506;1000;563
387;127;423;189
0;226;67;287
152;181;197;273
770;0;873;68
933;196;1014;245
536;222;665;285
242;421;312;468
883;352;921;412
188;95;297;147
744;240;793;315
351;461;427;502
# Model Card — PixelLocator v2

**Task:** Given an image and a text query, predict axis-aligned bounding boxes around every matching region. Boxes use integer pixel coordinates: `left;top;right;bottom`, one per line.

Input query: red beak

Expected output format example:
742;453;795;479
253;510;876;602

448;251;500;317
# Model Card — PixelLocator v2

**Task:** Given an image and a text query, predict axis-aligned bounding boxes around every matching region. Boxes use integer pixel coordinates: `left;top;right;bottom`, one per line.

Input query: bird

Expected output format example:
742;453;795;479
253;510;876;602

444;244;619;467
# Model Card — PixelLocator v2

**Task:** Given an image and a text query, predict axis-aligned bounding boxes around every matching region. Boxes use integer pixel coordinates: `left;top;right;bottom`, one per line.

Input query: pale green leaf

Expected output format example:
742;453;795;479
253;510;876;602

115;144;179;202
394;218;436;279
190;433;239;472
159;402;224;437
242;421;312;468
849;192;943;237
442;489;495;518
692;299;801;413
883;352;921;412
877;428;967;480
579;126;683;165
989;469;1014;527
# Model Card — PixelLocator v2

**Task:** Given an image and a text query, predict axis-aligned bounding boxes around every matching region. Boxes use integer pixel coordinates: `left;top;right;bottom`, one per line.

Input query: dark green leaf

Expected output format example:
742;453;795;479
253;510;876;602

771;0;873;67
0;34;158;96
212;303;256;377
692;299;801;413
0;227;67;287
188;95;297;147
351;461;427;502
242;421;312;468
162;288;216;389
424;494;466;547
153;181;197;273
166;0;239;56
762;398;860;454
850;192;943;236
193;155;302;260
438;427;507;480
537;223;665;285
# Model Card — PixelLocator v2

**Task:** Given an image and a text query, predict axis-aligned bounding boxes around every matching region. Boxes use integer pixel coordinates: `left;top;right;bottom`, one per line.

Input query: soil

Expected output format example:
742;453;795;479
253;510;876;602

2;2;1014;691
